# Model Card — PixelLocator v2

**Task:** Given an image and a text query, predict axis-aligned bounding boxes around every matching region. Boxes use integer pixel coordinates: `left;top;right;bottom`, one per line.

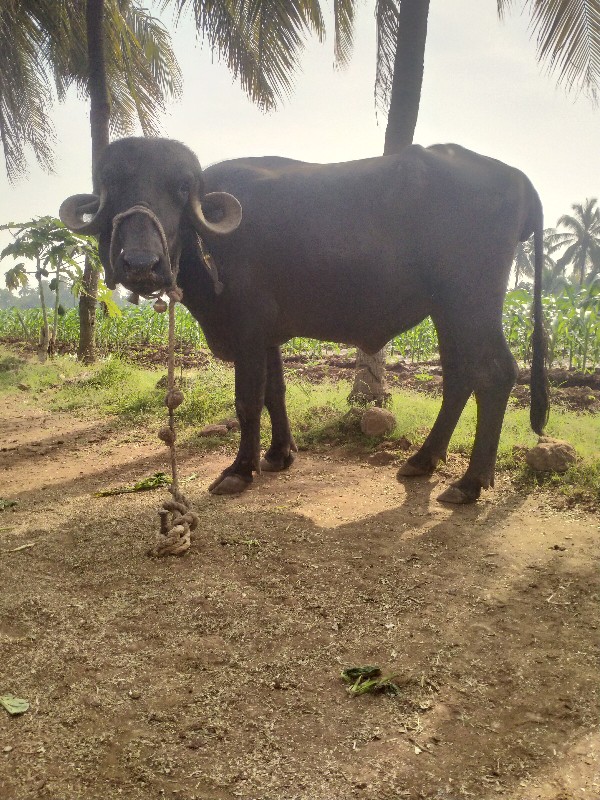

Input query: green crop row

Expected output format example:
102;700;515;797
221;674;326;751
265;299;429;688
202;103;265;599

1;284;599;369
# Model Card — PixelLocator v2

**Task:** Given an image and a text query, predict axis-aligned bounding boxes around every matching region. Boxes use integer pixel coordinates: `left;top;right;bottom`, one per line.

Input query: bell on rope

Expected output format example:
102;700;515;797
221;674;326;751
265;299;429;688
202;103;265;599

153;298;168;313
165;389;185;410
158;426;176;445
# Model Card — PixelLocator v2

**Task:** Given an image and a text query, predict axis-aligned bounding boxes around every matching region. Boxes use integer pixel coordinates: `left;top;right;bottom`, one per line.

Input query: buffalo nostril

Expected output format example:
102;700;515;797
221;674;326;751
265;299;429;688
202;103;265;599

123;252;160;271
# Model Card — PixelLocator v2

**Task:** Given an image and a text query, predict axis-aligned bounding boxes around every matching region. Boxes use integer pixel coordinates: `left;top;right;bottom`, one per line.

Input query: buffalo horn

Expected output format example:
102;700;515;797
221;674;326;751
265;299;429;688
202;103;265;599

59;191;107;234
189;191;242;236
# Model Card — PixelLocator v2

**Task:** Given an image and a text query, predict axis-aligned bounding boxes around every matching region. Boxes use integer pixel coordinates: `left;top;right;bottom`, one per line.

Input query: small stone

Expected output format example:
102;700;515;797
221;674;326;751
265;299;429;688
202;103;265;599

186;738;203;750
199;424;229;437
129;690;142;700
368;451;397;466
360;407;396;437
3;746;13;753
525;437;577;473
220;418;240;431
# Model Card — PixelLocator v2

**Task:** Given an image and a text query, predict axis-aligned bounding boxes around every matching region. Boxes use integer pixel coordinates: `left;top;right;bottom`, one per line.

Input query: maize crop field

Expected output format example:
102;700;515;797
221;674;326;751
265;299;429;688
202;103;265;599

1;286;599;370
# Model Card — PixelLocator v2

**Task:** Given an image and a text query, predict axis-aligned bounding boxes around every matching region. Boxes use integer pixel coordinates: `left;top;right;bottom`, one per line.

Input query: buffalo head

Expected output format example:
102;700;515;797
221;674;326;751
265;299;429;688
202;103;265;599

59;138;242;295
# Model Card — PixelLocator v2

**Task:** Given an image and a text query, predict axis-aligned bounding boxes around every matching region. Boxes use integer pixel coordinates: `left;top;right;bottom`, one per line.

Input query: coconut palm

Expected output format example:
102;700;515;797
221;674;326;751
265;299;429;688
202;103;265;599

0;1;182;181
512;227;568;289
376;0;600;156
554;198;600;286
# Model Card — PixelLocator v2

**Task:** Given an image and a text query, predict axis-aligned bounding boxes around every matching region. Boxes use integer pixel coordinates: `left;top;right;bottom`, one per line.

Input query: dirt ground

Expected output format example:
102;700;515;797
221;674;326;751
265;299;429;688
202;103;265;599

1;391;599;800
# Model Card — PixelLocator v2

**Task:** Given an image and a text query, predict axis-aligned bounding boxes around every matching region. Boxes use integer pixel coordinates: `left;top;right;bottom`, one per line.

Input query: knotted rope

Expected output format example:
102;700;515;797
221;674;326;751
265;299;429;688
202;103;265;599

109;205;199;556
150;289;199;556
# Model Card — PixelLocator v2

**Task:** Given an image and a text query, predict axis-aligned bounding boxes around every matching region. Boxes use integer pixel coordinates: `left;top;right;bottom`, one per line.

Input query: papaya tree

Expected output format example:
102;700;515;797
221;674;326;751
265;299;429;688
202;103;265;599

1;216;109;359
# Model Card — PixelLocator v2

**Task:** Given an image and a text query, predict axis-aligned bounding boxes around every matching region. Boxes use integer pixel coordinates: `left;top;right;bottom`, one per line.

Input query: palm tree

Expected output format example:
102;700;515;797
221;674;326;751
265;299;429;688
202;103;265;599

3;1;331;358
0;0;183;360
376;0;600;156
351;0;600;402
554;199;600;286
512;227;568;289
0;1;182;181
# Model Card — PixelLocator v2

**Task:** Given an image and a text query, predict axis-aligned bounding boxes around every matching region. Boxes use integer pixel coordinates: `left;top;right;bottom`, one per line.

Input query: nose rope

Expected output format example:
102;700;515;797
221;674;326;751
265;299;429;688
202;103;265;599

109;204;199;556
111;204;224;300
110;204;176;295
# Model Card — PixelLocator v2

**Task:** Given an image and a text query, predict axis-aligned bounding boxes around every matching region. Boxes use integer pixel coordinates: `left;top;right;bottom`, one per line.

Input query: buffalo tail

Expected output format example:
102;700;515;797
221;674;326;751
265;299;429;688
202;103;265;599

529;190;550;435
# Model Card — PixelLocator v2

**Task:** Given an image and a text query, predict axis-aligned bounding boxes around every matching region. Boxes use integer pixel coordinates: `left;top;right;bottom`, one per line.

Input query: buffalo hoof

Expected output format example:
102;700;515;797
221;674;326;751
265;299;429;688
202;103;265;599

260;452;295;473
397;461;431;478
437;485;475;504
209;474;249;495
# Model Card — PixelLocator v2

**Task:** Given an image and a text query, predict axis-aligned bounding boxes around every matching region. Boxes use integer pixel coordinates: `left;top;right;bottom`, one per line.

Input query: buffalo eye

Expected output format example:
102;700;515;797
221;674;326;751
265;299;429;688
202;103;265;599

178;180;191;200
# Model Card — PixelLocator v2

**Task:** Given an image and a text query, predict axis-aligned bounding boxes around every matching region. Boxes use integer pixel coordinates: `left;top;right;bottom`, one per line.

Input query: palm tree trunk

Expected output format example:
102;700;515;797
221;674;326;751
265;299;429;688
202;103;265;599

350;0;430;404
383;0;430;156
78;0;110;363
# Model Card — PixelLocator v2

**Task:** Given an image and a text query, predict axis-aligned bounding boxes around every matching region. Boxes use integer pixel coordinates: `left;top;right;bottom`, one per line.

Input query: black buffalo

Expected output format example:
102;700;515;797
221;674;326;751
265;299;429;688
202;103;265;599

60;137;548;504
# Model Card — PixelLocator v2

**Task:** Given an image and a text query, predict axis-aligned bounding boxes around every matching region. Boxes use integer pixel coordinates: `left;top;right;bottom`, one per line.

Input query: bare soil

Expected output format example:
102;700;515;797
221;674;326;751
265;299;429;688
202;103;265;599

1;392;599;800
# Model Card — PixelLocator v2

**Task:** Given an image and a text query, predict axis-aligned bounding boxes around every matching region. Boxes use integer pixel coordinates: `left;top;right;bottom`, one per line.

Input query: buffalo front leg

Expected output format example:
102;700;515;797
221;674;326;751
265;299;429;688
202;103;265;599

260;346;298;473
209;350;266;495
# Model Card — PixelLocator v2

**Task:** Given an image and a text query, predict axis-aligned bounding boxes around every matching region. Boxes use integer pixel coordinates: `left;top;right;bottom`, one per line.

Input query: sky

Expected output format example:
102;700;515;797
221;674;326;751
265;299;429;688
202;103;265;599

0;1;599;275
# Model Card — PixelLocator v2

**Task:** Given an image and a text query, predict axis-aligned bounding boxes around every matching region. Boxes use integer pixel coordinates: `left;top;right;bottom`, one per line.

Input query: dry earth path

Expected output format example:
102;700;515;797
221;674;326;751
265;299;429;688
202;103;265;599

1;394;599;800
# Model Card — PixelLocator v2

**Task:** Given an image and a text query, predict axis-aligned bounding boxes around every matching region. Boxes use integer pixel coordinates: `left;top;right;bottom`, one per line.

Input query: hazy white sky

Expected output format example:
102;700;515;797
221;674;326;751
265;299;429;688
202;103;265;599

0;1;598;274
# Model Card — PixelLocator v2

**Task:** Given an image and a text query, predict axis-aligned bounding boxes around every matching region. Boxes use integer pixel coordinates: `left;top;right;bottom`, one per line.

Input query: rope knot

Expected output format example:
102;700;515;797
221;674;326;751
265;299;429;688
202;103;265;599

150;495;199;557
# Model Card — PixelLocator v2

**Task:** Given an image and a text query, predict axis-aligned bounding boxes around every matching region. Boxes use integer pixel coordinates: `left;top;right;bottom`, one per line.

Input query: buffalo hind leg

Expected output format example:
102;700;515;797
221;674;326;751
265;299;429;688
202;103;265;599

439;335;518;504
398;363;473;480
209;348;266;495
260;346;298;473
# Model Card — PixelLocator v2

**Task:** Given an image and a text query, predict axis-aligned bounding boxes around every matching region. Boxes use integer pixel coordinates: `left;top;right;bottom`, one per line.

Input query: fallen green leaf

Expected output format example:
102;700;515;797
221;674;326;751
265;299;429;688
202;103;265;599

341;666;400;696
0;499;18;511
0;694;29;715
341;666;382;683
94;472;171;497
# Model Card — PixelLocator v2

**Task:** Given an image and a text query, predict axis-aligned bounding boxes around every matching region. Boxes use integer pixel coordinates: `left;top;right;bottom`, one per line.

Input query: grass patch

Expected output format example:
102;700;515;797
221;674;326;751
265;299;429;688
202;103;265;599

52;357;163;417
176;361;236;427
0;347;82;393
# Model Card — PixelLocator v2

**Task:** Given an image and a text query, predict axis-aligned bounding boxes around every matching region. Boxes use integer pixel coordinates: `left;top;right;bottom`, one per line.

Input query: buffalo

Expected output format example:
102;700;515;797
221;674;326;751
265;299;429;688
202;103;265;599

60;137;548;504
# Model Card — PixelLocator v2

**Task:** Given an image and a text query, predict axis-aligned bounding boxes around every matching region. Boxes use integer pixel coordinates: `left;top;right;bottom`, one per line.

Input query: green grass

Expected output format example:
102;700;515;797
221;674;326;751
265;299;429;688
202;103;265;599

1;346;598;506
0;349;82;393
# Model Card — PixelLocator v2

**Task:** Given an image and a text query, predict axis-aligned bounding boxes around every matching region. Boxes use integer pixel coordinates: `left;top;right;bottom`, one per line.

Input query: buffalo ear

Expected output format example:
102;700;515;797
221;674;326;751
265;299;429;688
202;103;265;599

189;191;242;236
59;191;108;234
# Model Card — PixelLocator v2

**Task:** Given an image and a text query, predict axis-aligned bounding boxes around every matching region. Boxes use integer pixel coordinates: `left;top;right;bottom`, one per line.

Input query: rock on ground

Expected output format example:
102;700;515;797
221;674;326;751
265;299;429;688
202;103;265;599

526;437;578;473
360;407;396;436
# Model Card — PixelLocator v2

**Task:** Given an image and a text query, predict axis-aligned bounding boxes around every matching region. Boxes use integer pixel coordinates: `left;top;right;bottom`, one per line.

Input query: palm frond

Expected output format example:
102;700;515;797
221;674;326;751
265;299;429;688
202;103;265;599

374;0;399;114
333;0;355;67
0;3;57;180
499;0;600;102
169;0;325;110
